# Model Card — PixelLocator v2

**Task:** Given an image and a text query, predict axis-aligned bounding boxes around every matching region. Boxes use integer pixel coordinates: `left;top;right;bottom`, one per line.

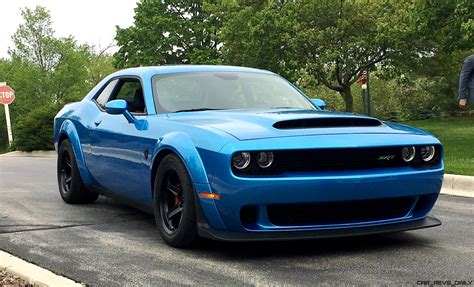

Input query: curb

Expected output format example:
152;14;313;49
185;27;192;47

0;250;82;287
0;150;56;158
441;174;474;198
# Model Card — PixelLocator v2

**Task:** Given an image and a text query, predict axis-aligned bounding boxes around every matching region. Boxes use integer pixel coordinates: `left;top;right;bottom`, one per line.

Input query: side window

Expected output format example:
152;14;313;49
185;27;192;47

95;79;118;108
112;79;146;114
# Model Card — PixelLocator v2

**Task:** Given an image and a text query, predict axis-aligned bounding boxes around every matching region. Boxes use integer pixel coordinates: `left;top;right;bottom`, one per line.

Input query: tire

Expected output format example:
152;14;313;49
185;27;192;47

57;139;99;204
154;154;198;248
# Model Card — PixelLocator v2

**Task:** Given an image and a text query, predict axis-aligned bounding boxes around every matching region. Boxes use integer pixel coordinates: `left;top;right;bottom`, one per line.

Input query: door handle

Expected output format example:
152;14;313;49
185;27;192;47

94;120;102;126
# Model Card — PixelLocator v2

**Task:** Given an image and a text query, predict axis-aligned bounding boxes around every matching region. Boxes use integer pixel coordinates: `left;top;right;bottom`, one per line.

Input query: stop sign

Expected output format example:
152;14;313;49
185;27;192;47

0;86;15;105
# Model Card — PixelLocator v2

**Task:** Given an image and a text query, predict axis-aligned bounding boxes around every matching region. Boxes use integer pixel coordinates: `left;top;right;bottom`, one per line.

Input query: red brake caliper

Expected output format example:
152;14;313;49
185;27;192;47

174;182;181;205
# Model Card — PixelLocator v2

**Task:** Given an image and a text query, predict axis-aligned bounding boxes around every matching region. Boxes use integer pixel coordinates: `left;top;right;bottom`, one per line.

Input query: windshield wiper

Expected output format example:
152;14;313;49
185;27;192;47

174;108;224;113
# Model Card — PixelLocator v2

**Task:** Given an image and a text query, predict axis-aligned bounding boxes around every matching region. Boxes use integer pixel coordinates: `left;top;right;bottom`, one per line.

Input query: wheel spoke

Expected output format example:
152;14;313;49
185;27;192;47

167;183;181;196
160;170;186;232
167;206;183;219
65;175;72;184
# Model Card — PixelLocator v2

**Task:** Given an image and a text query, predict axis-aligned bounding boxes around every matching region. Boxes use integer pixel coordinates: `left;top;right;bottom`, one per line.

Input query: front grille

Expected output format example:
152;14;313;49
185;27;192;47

266;196;417;226
232;145;442;176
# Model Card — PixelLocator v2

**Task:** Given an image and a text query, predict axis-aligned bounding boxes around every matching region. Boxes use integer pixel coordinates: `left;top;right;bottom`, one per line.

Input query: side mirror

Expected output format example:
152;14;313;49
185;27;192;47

105;100;135;123
105;99;128;114
311;99;327;110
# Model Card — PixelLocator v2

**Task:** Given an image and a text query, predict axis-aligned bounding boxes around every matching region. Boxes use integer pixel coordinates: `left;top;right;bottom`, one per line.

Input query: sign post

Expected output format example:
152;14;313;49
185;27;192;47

366;70;371;116
358;71;371;116
0;84;16;146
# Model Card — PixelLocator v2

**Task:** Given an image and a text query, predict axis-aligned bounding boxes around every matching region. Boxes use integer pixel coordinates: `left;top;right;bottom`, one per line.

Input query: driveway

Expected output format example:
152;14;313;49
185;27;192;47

0;156;473;286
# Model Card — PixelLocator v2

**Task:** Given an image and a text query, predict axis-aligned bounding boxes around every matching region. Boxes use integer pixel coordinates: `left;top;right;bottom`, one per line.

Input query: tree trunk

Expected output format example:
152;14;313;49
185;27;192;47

339;86;353;112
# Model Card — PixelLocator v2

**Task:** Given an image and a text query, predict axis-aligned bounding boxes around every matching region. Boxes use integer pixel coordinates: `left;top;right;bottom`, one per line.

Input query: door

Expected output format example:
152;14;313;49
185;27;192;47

89;77;155;204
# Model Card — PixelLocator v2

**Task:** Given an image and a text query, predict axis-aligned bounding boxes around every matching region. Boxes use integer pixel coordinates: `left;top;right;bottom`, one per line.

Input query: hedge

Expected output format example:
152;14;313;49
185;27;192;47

14;103;61;152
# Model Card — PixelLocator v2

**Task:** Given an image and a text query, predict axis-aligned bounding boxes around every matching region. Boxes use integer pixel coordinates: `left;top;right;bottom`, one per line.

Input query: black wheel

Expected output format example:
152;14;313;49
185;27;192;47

57;140;99;204
154;154;198;247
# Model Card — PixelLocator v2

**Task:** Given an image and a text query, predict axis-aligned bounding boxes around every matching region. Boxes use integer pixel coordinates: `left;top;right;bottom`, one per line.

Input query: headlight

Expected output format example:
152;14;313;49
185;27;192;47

232;152;251;170
401;146;416;162
420;145;436;162
256;152;274;168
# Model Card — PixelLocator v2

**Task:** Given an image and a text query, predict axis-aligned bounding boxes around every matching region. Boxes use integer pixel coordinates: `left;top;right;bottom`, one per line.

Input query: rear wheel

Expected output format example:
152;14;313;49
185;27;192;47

154;154;198;247
57;140;99;204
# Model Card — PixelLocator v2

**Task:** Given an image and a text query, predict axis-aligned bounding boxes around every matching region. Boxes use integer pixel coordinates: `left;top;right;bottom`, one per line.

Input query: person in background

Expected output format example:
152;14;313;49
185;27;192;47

458;54;474;108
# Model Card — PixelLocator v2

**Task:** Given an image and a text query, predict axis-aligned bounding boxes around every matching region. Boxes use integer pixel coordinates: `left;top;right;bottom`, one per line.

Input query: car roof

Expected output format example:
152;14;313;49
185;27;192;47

109;65;275;78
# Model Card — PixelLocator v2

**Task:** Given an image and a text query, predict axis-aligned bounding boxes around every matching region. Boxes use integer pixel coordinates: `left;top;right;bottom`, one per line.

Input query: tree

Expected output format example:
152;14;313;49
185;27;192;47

220;0;465;112
2;6;116;151
9;6;58;73
376;0;473;119
287;1;393;112
87;44;116;85
114;0;223;68
219;1;298;81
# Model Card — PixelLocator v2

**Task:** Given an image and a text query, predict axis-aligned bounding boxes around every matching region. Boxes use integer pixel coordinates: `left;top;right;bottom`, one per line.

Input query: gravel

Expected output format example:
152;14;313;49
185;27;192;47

0;269;36;286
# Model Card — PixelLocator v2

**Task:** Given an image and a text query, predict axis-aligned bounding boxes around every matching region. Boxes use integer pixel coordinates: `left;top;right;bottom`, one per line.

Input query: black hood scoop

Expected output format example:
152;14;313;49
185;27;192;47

273;117;382;130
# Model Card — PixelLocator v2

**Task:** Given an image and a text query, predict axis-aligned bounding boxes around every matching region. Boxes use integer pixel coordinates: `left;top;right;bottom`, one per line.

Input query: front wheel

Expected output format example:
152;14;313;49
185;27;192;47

154;154;198;248
57;140;99;204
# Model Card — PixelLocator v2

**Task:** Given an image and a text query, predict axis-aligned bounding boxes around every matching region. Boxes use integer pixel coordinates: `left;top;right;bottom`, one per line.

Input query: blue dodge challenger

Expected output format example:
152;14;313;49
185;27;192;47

54;65;443;247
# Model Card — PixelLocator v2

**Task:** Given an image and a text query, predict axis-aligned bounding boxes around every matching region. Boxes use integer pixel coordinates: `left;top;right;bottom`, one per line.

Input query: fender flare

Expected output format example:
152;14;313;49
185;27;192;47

58;120;94;185
151;131;209;185
150;131;227;229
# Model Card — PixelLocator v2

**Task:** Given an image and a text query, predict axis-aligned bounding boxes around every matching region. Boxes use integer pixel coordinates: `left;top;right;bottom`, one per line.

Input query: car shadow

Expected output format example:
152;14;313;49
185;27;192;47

99;198;437;260
189;232;435;260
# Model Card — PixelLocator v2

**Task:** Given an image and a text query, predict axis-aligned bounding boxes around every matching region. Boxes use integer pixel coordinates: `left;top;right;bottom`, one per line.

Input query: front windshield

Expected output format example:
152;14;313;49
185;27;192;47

152;72;315;113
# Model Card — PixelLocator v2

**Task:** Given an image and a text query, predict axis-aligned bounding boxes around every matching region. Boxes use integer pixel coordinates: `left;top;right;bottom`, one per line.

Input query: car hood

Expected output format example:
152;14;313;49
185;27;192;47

167;109;428;140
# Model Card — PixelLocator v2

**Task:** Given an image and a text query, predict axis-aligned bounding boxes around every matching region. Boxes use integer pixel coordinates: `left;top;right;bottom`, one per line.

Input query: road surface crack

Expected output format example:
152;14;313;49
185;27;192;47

0;218;147;235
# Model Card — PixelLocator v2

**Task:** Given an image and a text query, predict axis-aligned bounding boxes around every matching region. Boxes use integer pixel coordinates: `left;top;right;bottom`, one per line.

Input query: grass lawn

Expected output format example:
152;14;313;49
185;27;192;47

404;116;474;176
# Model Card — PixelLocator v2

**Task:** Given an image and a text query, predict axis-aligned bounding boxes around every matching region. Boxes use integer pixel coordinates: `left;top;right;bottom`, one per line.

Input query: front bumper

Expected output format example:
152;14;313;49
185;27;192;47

197;215;442;242
196;133;444;234
202;167;443;231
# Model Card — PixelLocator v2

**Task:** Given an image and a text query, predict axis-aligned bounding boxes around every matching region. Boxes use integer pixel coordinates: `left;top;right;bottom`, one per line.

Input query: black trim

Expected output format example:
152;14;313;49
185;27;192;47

273;117;382;129
197;216;441;242
89;185;154;214
91;75;149;116
265;196;417;226
92;78;120;110
90;183;205;218
232;145;442;176
195;193;212;233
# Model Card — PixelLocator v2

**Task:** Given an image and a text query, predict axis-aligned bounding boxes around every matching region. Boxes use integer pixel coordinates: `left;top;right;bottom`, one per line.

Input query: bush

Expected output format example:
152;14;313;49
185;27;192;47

371;76;461;122
14;103;61;151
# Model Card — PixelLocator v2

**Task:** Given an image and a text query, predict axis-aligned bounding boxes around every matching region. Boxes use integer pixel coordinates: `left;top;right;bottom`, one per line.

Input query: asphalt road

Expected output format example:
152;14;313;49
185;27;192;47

0;156;473;286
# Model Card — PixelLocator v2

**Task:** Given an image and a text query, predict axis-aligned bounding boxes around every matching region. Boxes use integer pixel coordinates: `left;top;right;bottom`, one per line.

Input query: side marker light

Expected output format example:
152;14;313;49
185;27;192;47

199;192;220;200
